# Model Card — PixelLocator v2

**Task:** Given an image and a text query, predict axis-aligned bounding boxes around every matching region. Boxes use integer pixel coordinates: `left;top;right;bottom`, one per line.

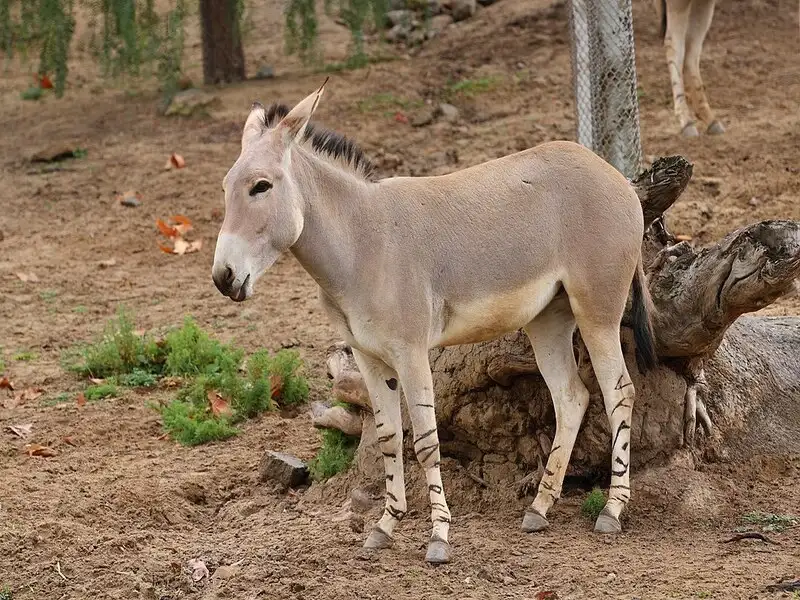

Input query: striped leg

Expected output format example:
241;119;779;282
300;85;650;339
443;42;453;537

684;0;724;134
395;352;452;564
521;295;591;531
578;324;636;533
352;349;406;550
664;0;698;136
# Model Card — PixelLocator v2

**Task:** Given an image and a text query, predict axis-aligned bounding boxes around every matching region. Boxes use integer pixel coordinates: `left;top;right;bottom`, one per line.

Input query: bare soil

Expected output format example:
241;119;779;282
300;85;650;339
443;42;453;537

1;0;799;598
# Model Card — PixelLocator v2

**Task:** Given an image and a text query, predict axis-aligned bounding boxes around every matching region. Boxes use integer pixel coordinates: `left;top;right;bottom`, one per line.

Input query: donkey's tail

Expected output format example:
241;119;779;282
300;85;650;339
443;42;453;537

655;0;667;40
631;259;658;373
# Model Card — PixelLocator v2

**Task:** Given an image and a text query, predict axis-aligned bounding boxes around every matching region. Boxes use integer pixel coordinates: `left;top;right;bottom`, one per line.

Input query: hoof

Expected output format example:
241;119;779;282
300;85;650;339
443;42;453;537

594;509;622;534
363;526;394;550
707;120;725;135
521;510;549;533
681;123;700;137
425;537;452;564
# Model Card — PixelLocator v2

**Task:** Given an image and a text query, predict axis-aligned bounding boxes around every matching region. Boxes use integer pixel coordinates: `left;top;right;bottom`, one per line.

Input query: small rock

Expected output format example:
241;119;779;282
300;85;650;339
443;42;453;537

429;13;454;34
503;576;515;585
604;572;617;583
386;23;410;42
438;102;460;122
164;88;220;117
450;0;476;21
425;0;443;13
749;197;760;207
258;450;309;490
387;9;412;26
408;29;426;46
411;107;436;127
255;65;275;80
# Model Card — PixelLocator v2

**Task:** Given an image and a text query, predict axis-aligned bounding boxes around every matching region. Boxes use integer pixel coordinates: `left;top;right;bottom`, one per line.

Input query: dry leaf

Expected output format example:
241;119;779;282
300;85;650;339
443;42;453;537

535;592;558;600
0;376;13;390
16;272;40;283
14;388;43;405
7;423;33;438
156;218;178;239
89;378;104;385
162;238;202;255
98;258;117;269
270;374;284;400
39;74;54;89
188;558;209;582
62;436;77;446
207;390;232;417
675;234;693;242
170;154;186;169
170;214;193;236
25;443;57;457
76;392;86;407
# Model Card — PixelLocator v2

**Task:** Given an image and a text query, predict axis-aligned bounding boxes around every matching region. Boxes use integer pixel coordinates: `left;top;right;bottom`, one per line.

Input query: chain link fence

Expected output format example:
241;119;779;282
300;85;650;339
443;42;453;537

567;0;643;179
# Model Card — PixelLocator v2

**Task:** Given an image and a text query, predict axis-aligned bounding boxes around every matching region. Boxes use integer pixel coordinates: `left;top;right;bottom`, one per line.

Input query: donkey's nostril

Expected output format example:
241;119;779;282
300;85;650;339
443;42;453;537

223;266;234;285
213;264;236;295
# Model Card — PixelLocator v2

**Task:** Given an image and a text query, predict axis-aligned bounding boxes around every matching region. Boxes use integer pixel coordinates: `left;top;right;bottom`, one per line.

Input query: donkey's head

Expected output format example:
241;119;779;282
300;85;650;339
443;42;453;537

211;81;326;302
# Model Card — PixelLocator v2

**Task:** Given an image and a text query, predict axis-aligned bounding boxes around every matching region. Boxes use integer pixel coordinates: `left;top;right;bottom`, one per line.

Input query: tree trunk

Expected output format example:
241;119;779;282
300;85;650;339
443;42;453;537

314;156;800;492
199;0;246;85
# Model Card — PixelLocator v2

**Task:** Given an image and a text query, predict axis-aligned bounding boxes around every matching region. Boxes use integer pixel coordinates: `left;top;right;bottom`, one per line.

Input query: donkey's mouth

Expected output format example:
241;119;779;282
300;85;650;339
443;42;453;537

231;273;251;302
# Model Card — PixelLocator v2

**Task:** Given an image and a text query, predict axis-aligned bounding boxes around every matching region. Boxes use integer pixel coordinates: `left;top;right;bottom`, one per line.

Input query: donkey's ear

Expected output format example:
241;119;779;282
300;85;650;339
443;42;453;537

242;102;266;148
277;77;329;142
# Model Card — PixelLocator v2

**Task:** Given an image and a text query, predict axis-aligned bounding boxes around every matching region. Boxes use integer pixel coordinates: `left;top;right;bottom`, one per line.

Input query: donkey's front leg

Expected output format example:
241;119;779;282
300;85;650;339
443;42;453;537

396;352;452;564
351;349;406;550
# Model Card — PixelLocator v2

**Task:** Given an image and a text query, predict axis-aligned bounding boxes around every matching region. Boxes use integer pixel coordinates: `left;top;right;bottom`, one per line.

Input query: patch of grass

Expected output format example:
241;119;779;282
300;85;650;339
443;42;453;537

309;429;359;481
39;290;59;303
742;511;799;533
84;383;118;401
42;392;71;406
581;488;606;521
73;305;88;314
163;317;242;377
21;85;43;100
160;399;238;446
0;357;5;374
13;351;38;362
118;369;158;388
0;585;12;600
445;76;500;99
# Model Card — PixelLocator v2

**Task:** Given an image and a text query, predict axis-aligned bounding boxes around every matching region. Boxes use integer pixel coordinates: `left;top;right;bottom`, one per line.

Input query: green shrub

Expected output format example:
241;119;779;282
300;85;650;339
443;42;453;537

581;488;606;521
309;429;359;481
160;399;238;446
163;317;242;377
0;584;13;600
118;369;158;388
84;383;118;401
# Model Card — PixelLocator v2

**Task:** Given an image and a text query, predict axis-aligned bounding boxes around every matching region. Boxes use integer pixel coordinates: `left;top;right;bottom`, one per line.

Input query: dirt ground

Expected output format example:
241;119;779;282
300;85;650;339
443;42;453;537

1;0;799;598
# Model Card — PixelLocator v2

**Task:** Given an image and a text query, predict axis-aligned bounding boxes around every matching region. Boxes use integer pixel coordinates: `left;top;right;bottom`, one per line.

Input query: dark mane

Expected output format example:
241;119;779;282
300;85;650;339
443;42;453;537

262;103;375;180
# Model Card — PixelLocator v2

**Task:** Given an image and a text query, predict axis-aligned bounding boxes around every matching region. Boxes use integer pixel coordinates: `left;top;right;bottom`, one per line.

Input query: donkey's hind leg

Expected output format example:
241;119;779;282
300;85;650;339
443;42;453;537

575;321;637;533
351;348;407;551
521;293;591;532
684;0;723;134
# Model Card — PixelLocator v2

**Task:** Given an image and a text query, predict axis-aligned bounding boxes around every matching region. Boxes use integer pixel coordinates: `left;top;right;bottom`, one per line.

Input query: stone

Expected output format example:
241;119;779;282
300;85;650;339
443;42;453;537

411;107;436;127
386;23;410;42
387;9;412;26
164;88;220;117
255;65;275;80
258;450;309;490
429;14;454;34
438;102;460;122
450;0;476;21
408;29;427;46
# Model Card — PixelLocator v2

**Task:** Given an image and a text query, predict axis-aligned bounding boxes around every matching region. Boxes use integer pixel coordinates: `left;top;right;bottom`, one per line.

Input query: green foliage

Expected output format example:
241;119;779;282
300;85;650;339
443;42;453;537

71;308;165;378
446;76;500;99
117;368;158;387
13;351;38;361
581;488;606;521
0;356;5;374
284;0;319;63
309;429;359;481
160;398;237;446
84;382;118;400
164;317;242;377
742;511;799;533
20;85;44;100
0;584;12;600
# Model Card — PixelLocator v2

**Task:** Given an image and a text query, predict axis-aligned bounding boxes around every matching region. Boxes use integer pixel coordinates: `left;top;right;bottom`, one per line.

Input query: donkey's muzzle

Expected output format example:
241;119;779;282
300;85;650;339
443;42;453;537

212;265;250;302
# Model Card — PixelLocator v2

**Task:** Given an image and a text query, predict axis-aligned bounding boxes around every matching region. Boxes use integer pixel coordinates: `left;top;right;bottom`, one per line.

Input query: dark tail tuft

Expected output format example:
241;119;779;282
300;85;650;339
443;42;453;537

632;260;658;373
658;0;667;39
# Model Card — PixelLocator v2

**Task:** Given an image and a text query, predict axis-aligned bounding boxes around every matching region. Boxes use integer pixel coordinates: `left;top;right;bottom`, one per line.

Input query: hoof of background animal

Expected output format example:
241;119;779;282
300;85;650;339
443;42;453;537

594;509;622;534
681;123;700;137
425;537;452;564
363;526;394;550
521;510;549;533
707;120;726;135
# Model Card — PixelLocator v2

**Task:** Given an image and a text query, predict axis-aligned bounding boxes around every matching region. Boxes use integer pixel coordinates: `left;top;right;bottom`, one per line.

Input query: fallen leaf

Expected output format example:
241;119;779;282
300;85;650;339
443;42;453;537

24;443;58;457
62;436;77;446
98;258;117;268
117;190;142;207
162;238;202;255
76;392;86;407
187;558;209;582
207;390;232;417
89;378;104;385
170;214;193;236
7;423;33;438
535;592;558;600
14;388;43;405
156;218;178;239
170;154;186;169
16;272;40;283
0;376;13;390
394;111;409;124
38;74;54;89
270;373;284;400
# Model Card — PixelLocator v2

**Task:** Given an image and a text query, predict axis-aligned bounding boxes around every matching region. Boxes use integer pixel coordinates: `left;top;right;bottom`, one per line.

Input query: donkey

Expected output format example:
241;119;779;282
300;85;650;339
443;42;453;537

656;0;726;137
212;81;658;564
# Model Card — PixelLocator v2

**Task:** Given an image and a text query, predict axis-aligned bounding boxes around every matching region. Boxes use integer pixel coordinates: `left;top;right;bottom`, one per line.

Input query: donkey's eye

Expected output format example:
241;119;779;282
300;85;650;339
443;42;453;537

249;180;272;196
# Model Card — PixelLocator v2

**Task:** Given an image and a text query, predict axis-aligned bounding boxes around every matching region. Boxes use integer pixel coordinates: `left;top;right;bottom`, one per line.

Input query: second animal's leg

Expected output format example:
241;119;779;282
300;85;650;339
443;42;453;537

664;0;699;136
521;294;591;532
576;322;637;534
394;351;452;564
351;349;406;550
684;0;724;134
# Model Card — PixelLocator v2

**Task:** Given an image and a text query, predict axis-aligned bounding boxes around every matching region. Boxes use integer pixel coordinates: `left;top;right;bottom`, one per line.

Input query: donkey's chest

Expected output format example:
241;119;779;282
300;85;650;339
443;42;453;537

431;276;562;347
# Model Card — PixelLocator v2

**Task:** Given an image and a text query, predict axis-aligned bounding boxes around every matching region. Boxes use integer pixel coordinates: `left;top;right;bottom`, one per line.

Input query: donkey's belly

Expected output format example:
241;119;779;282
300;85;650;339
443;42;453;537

431;275;561;347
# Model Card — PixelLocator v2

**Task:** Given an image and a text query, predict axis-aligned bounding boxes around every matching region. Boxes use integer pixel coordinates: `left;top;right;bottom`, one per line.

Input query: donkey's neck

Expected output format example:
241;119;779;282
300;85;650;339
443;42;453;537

289;149;376;299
